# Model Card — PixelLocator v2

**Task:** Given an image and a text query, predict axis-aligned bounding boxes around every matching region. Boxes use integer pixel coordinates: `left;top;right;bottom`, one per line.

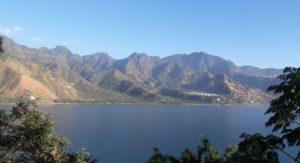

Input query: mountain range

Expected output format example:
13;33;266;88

0;36;282;104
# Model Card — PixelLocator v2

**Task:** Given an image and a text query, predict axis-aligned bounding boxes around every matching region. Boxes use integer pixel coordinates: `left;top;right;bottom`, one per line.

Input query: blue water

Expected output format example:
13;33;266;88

40;104;295;163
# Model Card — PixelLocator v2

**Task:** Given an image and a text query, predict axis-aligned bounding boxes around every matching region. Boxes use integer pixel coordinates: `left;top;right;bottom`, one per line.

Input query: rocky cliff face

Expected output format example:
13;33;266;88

0;36;281;104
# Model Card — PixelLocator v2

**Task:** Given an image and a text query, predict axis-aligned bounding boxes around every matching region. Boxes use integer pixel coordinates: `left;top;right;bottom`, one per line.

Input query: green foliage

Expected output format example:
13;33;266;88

180;149;198;163
147;133;284;163
0;102;97;162
266;67;300;147
147;139;238;163
221;145;238;162
230;133;282;163
67;148;98;163
199;138;222;162
148;148;175;163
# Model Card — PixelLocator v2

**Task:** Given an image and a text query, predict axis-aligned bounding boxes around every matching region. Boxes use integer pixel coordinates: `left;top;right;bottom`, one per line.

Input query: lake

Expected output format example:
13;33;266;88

40;104;294;163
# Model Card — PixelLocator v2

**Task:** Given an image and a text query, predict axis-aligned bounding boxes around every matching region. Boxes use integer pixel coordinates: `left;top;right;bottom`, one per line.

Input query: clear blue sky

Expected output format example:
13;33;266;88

0;0;299;68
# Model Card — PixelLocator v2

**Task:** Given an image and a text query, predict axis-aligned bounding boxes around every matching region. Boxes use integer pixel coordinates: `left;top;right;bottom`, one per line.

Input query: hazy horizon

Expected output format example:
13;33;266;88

0;35;283;69
1;0;299;68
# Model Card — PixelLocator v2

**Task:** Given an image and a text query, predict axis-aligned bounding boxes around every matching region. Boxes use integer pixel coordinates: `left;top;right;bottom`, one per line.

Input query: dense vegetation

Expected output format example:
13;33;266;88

0;102;97;162
148;67;300;163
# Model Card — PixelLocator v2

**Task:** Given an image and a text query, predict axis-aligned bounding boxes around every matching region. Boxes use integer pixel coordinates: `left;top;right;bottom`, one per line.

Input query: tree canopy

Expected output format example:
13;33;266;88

0;102;97;162
148;138;237;163
266;67;300;147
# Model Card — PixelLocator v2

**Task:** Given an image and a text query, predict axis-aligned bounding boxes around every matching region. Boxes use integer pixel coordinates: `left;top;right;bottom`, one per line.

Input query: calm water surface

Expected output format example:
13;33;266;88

40;104;294;163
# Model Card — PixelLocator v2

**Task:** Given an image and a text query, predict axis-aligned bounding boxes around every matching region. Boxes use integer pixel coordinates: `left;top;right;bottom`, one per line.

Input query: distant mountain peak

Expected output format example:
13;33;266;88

83;52;115;70
53;45;72;52
0;35;14;42
43;45;73;57
0;37;281;104
129;52;149;58
92;52;110;57
38;47;49;51
189;51;207;56
86;52;115;61
0;35;18;48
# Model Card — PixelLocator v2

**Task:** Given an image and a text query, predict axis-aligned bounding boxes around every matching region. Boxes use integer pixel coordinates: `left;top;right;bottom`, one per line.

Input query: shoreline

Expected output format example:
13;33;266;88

0;101;268;107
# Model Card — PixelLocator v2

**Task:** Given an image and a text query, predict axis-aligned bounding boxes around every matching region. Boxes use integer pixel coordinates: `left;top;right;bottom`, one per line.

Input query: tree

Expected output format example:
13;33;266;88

266;67;300;146
265;67;300;161
230;133;282;163
0;102;97;162
148;148;176;163
147;139;238;163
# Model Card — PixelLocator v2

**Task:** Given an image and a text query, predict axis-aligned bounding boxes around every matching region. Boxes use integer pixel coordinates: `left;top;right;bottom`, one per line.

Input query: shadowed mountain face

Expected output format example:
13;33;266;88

0;36;281;104
0;37;3;53
83;53;115;70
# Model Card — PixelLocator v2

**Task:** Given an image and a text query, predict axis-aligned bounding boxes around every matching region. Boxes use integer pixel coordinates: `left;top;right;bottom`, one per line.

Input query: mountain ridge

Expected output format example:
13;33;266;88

0;36;281;104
